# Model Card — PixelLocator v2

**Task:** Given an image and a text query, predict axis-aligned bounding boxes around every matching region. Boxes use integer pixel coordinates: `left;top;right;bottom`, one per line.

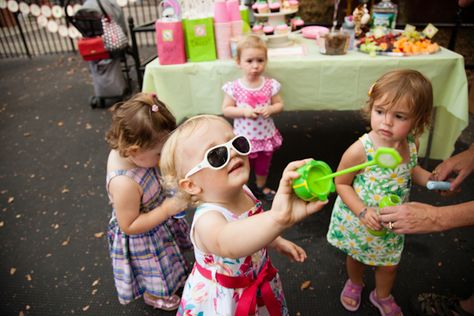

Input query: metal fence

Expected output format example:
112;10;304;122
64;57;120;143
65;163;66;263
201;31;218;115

0;0;160;58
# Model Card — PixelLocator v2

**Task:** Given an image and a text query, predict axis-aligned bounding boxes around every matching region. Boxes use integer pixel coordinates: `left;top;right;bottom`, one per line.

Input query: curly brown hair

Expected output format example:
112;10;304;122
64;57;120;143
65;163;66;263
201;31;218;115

105;93;176;157
362;69;433;137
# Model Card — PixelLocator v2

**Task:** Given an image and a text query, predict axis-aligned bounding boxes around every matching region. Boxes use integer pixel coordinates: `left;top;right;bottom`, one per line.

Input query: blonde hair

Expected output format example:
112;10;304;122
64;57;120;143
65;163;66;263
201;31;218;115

105;93;176;157
236;34;268;62
160;115;231;204
363;69;433;137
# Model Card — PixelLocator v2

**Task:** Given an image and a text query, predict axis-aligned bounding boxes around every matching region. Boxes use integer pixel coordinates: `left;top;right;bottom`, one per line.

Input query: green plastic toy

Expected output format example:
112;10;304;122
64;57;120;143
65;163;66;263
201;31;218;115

313;147;402;182
367;194;401;236
292;147;402;201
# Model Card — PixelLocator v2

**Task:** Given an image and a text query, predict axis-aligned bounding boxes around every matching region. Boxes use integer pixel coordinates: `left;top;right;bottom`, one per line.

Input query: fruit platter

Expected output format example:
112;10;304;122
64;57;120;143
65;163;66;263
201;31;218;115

357;28;440;56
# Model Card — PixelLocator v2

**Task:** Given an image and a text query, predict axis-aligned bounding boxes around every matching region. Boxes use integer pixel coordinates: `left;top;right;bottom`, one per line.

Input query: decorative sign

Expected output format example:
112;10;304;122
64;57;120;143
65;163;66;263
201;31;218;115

7;0;19;12
117;0;128;7
51;5;63;18
19;1;29;14
41;4;51;18
30;3;41;16
47;20;58;33
37;15;48;28
58;24;69;37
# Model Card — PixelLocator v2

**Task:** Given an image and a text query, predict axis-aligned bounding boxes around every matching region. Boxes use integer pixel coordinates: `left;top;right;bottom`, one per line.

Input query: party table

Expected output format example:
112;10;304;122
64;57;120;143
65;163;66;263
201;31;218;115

142;37;468;160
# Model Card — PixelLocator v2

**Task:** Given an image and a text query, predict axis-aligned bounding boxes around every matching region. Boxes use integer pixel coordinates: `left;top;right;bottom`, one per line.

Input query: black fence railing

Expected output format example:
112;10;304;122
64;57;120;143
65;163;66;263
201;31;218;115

0;0;161;58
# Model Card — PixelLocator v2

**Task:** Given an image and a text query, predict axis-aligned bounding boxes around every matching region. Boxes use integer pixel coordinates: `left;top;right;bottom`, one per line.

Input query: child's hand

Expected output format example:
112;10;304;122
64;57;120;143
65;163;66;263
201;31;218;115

270;159;328;227
255;105;273;118
359;207;382;231
243;107;258;119
271;237;307;262
161;196;188;217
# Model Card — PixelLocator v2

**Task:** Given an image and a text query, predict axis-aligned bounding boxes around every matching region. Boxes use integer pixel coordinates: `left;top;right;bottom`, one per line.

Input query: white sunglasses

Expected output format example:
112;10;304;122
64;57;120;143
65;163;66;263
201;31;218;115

185;135;252;178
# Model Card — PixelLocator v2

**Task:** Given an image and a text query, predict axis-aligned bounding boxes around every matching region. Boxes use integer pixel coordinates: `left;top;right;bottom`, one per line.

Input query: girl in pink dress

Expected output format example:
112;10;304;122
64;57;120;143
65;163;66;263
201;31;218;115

160;115;327;315
222;34;284;201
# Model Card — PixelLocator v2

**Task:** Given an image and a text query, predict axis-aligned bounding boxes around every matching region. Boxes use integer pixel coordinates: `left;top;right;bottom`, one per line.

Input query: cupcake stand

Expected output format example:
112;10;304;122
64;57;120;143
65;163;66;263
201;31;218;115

253;9;298;48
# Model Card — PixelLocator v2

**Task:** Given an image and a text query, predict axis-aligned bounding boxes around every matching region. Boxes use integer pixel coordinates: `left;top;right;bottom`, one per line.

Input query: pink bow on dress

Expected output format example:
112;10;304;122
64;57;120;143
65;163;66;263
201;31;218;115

246;93;267;107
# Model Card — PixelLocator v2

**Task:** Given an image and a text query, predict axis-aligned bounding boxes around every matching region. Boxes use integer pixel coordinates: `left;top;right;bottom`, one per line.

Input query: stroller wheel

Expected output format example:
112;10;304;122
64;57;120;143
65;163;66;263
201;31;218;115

89;96;98;108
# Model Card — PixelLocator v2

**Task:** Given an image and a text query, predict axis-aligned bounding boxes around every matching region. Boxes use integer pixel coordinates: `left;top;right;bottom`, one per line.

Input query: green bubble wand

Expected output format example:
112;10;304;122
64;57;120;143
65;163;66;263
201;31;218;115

314;147;402;182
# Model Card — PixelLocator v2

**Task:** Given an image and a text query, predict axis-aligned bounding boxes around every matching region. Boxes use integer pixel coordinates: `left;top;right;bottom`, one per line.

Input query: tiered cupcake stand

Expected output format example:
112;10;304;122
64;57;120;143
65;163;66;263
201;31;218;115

253;9;298;48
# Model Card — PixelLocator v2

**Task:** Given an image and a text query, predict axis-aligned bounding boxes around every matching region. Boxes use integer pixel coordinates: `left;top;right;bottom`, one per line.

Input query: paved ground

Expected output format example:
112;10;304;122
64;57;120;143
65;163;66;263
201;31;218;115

0;55;473;316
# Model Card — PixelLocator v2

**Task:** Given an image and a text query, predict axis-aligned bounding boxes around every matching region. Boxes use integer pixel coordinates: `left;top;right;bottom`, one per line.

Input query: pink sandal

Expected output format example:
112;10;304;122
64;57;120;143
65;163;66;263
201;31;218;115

369;289;404;316
143;293;181;311
340;279;364;311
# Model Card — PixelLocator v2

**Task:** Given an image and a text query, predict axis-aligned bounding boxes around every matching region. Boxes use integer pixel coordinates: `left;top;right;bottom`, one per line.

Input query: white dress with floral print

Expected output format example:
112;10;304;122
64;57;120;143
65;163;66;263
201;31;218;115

177;187;288;315
222;77;283;154
326;133;417;266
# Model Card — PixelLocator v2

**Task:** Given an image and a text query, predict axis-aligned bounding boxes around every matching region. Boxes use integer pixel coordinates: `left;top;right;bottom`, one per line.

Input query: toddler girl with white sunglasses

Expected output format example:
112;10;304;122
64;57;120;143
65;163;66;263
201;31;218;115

160;115;327;315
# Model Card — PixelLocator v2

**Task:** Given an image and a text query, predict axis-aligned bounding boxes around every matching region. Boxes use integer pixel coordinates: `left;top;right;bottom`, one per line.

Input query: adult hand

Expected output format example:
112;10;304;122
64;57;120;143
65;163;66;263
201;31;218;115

432;144;474;191
379;202;440;234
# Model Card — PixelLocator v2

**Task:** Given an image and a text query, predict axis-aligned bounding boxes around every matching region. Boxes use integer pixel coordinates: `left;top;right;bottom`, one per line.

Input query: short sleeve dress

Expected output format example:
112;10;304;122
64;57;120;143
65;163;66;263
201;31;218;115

222;77;283;155
106;167;192;304
326;134;418;266
177;187;288;315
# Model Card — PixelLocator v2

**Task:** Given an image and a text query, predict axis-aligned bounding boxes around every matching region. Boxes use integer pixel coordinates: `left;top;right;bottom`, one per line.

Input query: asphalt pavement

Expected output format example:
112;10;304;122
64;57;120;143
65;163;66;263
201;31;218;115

0;54;473;316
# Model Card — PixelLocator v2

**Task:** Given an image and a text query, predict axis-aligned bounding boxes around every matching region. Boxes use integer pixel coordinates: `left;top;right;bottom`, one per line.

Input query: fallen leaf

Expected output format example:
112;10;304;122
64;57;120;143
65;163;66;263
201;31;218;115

45;253;52;257
25;274;32;281
52;224;59;229
16;214;21;219
94;232;104;238
62;237;70;246
92;289;98;295
300;280;311;290
92;278;100;287
8;197;14;203
82;305;90;311
0;221;4;227
57;121;64;127
61;188;70;194
10;267;16;275
23;132;31;137
80;266;85;272
85;123;92;130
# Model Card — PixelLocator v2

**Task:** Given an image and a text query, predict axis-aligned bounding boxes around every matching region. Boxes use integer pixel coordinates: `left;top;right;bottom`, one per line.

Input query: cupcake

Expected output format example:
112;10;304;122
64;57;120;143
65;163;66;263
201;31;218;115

263;25;274;36
291;16;305;31
275;24;289;35
251;2;259;13
281;0;290;11
269;2;280;13
257;3;270;14
289;0;299;11
252;23;264;35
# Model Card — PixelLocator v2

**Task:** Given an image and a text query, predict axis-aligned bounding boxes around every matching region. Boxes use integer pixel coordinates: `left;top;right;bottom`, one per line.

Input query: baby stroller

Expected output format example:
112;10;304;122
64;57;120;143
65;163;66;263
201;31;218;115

65;0;132;108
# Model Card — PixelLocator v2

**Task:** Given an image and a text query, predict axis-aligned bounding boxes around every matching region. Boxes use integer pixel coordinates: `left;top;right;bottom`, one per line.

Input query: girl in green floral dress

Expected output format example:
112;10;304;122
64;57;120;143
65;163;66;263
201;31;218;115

327;69;435;316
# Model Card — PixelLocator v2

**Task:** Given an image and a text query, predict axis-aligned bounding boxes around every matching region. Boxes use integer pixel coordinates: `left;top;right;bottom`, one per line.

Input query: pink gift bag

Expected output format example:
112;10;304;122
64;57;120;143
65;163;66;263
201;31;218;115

214;22;232;59
155;0;186;65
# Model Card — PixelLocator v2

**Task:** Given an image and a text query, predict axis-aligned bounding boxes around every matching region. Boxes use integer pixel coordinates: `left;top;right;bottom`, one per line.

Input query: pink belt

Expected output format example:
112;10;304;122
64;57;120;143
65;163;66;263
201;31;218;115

195;260;282;316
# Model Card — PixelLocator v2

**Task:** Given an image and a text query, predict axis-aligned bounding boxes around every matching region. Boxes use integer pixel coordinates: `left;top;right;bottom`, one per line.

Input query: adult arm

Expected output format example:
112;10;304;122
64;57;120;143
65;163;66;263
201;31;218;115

379;201;474;234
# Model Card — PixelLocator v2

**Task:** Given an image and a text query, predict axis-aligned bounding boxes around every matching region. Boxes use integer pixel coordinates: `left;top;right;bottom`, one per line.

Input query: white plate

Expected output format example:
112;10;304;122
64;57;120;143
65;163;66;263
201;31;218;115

253;9;297;18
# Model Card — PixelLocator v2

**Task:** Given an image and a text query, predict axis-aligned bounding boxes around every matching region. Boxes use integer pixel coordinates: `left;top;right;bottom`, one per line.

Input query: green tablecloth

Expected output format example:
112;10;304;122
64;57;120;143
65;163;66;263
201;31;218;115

143;38;468;160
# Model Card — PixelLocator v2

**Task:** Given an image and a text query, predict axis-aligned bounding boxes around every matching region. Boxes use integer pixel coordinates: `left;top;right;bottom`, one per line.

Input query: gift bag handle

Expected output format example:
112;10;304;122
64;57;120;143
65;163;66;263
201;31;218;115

96;0;111;21
159;0;181;21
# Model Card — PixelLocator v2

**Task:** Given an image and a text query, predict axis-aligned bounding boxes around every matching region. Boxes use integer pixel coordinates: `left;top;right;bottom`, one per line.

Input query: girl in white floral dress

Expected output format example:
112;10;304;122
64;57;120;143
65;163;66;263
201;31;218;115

327;70;434;316
222;34;284;201
160;115;327;315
